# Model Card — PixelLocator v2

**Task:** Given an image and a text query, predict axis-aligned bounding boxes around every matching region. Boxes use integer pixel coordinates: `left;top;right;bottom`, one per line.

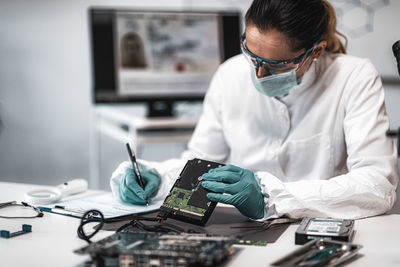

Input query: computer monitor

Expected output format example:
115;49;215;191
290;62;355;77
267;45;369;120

89;8;242;117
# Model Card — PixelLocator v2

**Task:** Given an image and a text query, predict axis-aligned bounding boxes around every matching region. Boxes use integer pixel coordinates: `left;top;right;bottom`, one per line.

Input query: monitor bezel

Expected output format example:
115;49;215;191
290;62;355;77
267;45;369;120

88;7;242;104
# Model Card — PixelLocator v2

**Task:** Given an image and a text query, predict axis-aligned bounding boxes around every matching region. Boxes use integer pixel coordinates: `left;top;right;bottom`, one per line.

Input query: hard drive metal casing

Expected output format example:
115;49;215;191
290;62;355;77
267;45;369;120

158;158;224;226
295;217;355;245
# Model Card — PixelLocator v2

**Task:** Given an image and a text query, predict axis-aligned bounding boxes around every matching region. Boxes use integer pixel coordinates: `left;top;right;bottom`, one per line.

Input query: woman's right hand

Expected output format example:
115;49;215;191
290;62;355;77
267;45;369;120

113;167;160;205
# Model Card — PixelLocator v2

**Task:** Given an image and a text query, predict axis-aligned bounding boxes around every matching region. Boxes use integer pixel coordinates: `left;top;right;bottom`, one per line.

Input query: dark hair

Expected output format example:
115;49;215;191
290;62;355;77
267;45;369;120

245;0;347;54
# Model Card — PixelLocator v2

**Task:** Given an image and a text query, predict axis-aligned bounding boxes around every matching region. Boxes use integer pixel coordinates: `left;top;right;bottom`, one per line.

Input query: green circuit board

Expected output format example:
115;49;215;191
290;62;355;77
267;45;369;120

158;158;223;225
235;240;268;246
163;185;207;217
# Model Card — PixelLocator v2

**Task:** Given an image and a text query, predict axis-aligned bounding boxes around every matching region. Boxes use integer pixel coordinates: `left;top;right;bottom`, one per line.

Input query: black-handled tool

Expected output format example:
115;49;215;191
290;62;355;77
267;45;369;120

126;143;148;205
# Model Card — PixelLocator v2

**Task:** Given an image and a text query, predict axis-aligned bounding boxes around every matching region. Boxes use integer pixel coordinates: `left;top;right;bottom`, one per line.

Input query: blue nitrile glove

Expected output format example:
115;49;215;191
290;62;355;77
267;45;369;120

118;167;160;205
201;165;265;219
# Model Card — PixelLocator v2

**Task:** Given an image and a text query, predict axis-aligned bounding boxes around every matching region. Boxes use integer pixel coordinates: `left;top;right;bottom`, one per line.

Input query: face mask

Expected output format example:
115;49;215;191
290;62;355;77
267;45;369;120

250;68;298;97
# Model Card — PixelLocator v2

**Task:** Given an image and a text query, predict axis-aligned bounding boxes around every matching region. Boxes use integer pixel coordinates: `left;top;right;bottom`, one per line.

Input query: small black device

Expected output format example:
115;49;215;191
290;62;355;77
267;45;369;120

295;217;354;245
393;40;400;76
157;158;224;226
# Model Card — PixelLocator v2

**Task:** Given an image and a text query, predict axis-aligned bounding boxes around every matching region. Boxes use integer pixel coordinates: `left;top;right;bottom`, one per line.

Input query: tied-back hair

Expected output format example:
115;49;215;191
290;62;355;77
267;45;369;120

245;0;347;54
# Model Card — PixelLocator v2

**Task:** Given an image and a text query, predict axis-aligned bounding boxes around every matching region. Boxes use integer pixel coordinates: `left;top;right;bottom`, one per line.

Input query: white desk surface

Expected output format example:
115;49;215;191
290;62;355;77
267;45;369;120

1;181;399;267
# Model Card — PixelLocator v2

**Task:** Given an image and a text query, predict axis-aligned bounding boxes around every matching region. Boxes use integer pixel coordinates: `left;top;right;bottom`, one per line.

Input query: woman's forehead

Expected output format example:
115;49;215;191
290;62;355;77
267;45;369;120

245;26;305;61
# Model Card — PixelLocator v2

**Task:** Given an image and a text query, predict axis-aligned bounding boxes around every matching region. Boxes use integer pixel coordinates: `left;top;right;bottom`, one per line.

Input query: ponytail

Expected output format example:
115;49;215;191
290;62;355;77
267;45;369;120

245;0;348;54
323;0;347;54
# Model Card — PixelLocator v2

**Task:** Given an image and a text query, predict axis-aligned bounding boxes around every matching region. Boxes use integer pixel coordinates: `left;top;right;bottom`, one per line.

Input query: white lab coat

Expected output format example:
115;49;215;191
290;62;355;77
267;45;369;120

111;53;399;220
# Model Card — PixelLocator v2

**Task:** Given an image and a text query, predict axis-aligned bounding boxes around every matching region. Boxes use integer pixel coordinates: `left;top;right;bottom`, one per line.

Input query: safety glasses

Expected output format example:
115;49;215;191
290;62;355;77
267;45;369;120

0;201;43;219
240;34;318;74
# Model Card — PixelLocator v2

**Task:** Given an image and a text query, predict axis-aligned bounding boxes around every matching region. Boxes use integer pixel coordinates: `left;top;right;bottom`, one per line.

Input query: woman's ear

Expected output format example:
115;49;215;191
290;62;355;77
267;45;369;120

313;40;327;59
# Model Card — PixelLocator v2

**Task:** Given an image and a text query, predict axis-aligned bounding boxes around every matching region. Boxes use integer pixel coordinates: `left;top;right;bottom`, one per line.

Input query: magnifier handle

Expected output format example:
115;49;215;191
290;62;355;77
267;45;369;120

57;179;88;197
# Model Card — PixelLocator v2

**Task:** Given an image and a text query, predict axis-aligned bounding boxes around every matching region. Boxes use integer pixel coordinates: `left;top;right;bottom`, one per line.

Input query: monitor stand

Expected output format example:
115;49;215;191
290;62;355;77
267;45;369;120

147;100;174;117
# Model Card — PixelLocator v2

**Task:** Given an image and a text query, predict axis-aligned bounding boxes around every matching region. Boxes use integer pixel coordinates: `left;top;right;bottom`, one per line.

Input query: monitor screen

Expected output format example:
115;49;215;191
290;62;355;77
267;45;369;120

89;8;242;104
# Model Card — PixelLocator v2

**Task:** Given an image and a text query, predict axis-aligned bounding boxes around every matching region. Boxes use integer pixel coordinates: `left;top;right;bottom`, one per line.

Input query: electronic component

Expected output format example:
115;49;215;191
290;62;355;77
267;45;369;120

74;231;235;267
235;240;268;246
0;224;32;239
271;238;362;267
295;217;354;245
157;158;224;226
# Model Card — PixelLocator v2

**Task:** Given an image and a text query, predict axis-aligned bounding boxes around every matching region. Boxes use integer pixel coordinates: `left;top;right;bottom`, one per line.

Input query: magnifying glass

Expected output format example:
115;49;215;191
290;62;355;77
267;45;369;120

24;179;88;205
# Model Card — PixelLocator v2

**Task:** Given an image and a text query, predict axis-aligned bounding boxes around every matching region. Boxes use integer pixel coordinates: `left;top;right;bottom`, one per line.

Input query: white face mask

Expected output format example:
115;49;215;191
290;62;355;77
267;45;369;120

250;68;298;97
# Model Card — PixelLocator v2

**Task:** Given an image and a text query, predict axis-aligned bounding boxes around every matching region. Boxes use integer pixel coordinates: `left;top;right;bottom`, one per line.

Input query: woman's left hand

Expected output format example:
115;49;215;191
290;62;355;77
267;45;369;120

201;164;265;219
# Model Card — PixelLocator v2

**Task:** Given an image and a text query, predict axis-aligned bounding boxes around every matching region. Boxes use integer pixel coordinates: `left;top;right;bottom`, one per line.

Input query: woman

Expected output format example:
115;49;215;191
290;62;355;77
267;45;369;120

111;0;399;220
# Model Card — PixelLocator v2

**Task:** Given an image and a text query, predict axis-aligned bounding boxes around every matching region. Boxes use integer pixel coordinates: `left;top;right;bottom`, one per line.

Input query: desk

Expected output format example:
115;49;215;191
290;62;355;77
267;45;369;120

1;181;400;267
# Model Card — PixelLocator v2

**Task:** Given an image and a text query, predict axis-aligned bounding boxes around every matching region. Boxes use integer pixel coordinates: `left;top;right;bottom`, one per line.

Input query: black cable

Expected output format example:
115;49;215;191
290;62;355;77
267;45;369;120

77;209;200;243
77;209;105;244
116;220;136;233
104;215;159;223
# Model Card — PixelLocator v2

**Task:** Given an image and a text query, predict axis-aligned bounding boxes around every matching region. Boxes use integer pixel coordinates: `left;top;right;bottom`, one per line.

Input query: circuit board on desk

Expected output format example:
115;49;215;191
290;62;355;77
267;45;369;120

157;158;224;226
74;231;235;267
